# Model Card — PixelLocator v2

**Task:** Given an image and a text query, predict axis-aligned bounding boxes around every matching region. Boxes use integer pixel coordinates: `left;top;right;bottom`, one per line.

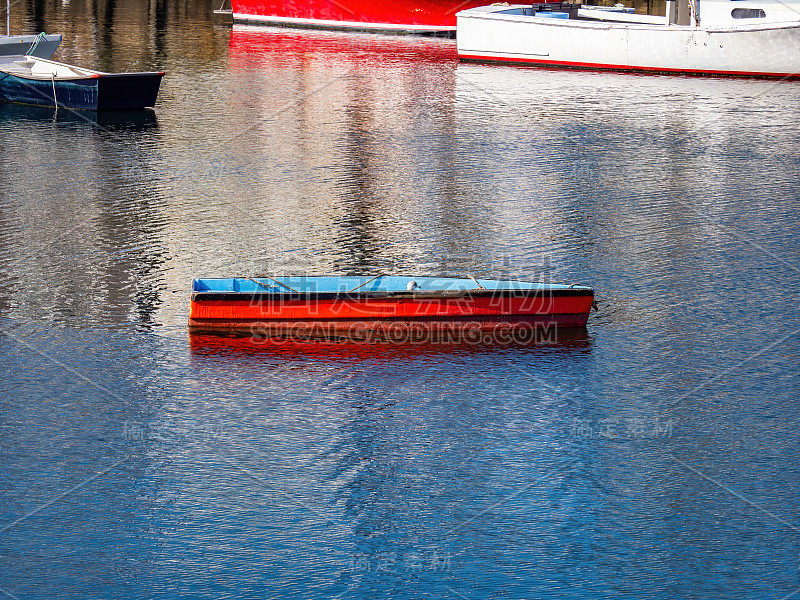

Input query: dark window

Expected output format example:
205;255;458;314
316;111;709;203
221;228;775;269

731;8;766;18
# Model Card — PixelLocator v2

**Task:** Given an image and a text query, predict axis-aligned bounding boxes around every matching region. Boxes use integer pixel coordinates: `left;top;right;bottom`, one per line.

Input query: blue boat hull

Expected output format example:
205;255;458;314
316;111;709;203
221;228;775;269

0;71;163;110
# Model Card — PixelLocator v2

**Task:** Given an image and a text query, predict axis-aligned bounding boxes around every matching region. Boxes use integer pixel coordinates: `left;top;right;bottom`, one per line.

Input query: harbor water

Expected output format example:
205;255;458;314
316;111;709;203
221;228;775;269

1;1;800;598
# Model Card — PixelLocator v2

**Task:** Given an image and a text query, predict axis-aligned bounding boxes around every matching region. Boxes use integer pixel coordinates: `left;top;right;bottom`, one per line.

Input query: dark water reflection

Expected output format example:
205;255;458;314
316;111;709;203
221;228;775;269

1;2;800;599
0;103;159;129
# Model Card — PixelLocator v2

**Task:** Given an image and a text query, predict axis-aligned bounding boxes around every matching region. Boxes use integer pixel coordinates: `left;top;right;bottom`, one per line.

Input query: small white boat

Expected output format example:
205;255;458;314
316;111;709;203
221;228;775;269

457;0;800;78
0;33;62;59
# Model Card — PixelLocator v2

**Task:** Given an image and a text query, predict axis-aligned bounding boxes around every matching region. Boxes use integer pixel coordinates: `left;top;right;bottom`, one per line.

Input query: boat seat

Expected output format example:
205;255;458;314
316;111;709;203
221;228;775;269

30;61;79;78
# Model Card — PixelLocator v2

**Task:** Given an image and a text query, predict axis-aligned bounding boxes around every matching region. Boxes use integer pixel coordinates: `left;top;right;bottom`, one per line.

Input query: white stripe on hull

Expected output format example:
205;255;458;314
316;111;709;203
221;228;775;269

233;12;455;32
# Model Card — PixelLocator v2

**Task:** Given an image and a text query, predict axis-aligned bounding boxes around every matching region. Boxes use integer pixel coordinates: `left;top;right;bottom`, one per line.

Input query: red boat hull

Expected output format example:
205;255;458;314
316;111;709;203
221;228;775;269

189;290;593;342
231;0;493;32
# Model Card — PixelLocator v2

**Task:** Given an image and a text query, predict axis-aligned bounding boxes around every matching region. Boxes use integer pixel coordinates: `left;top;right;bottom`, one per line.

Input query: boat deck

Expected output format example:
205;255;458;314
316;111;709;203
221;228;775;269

0;55;97;80
193;276;593;295
471;2;664;25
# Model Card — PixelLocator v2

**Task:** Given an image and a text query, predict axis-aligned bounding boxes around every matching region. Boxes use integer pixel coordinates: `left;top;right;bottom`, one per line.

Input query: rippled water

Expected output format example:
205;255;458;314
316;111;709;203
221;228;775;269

2;2;800;599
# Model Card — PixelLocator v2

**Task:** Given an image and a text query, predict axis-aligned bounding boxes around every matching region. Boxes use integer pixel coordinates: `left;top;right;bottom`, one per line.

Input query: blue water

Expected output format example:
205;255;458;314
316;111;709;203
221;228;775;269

2;2;800;599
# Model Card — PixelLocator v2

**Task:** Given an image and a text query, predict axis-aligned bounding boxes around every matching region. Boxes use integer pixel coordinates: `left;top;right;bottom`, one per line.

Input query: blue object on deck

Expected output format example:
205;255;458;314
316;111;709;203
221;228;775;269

535;11;570;18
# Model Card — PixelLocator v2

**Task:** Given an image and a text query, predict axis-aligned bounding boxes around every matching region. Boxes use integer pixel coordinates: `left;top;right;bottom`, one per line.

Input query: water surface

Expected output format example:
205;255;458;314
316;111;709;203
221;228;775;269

1;3;800;599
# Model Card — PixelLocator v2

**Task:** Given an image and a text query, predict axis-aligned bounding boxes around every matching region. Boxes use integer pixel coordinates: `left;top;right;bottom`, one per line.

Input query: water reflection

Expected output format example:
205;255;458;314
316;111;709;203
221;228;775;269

228;24;457;67
13;0;230;72
222;26;511;278
0;98;168;327
189;329;592;365
0;102;159;129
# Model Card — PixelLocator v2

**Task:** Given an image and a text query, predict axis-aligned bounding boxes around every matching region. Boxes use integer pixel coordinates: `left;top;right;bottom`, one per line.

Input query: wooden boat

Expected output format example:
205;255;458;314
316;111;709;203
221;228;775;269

189;276;595;342
457;0;800;78
0;33;61;58
0;55;164;110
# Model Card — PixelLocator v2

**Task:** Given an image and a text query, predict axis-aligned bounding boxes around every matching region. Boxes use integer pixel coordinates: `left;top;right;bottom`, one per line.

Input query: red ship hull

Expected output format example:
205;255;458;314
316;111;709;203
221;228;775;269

189;291;593;342
231;0;492;32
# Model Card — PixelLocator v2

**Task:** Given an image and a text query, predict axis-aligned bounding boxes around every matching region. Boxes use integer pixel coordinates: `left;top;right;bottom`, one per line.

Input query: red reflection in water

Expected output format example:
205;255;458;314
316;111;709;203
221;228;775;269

189;330;591;363
228;25;458;69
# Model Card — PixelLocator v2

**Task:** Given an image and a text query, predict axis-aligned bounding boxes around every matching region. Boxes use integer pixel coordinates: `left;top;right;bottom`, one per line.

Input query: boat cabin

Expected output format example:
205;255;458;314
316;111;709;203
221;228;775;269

491;0;800;27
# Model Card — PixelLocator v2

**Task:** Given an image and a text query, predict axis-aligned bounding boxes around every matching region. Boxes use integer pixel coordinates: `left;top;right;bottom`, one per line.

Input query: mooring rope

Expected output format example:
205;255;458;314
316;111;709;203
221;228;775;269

27;32;46;56
469;275;486;290
246;276;300;293
347;274;384;293
51;73;57;111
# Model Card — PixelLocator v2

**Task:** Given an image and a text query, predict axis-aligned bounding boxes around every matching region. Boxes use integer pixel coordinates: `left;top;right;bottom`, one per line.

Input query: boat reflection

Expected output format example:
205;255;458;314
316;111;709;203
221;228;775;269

228;24;457;68
0;102;158;130
189;329;592;364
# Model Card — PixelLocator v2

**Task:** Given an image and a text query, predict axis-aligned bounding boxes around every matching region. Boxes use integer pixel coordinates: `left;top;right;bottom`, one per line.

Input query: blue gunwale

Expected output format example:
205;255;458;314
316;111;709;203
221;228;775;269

192;276;593;297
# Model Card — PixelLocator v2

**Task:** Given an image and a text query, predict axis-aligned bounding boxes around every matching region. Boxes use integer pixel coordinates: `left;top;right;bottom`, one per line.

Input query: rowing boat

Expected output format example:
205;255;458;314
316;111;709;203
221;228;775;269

0;33;61;58
189;276;595;342
0;55;163;110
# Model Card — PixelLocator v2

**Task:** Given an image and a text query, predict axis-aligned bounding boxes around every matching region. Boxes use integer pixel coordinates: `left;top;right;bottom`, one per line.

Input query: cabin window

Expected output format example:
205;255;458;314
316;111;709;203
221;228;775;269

731;8;766;18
